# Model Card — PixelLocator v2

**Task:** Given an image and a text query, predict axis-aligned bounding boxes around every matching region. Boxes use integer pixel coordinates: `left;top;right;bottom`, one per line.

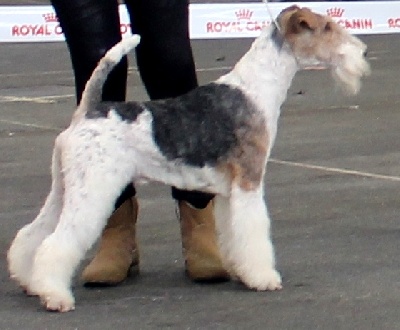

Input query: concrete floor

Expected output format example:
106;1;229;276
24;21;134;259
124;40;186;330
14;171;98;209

0;3;400;329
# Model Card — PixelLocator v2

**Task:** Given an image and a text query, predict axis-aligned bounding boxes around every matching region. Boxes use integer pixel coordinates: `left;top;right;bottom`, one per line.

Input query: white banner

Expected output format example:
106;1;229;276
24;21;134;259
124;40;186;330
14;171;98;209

190;2;400;39
1;2;400;43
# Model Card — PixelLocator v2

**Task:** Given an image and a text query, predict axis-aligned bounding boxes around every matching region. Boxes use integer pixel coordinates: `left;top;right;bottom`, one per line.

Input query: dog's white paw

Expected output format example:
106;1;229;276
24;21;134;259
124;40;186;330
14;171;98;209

8;233;34;290
40;289;75;312
240;268;283;291
21;285;39;296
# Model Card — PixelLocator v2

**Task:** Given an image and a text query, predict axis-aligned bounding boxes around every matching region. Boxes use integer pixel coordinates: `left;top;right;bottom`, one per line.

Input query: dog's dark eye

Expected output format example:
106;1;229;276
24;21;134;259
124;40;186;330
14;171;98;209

324;22;332;32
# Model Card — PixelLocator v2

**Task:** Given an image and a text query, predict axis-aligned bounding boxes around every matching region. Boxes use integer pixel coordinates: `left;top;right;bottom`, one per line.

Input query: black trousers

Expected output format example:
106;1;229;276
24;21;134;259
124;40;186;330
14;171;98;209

51;0;214;209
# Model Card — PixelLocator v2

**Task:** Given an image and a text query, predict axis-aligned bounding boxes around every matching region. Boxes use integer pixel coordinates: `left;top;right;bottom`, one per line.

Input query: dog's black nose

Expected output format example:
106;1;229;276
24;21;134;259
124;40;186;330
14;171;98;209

363;50;368;58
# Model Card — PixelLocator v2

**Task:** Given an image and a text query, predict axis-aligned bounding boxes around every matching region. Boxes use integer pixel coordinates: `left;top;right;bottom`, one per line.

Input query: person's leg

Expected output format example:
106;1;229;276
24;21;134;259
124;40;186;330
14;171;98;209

126;0;228;281
51;0;139;285
52;0;127;103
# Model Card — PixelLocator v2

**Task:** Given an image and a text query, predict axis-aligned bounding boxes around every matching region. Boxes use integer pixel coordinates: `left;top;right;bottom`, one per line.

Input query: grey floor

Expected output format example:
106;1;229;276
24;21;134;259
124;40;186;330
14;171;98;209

1;2;400;329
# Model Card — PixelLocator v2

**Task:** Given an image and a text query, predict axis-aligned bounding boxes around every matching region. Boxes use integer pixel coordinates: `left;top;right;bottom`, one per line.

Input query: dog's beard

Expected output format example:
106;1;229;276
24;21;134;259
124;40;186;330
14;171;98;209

332;41;370;95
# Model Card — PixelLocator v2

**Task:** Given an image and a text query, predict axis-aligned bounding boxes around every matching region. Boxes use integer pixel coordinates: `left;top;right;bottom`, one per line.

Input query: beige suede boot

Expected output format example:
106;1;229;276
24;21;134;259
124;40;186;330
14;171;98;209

81;197;139;286
178;200;230;281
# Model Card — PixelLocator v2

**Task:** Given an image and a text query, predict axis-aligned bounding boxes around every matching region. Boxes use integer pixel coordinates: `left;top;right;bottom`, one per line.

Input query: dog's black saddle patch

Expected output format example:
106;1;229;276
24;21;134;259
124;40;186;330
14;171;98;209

85;83;257;168
146;83;257;167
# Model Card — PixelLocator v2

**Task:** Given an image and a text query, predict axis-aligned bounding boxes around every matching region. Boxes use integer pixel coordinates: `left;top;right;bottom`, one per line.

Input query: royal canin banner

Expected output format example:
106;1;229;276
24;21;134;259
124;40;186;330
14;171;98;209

1;2;400;43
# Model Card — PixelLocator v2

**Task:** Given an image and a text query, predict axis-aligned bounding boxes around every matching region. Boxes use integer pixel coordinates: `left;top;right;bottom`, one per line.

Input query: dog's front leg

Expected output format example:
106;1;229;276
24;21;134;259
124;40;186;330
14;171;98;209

214;185;282;291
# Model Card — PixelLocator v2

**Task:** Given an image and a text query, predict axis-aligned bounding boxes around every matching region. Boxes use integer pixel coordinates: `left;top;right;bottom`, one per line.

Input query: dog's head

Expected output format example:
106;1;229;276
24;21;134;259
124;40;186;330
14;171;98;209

276;6;370;94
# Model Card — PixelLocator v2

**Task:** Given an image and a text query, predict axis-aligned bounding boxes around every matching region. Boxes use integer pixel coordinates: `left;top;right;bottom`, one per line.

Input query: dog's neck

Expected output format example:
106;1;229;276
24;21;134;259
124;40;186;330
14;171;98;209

218;25;298;119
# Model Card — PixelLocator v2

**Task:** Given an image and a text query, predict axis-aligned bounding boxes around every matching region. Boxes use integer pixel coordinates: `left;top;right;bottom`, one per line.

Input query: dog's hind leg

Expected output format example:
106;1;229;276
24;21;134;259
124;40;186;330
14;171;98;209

214;185;282;291
28;140;134;312
8;137;65;293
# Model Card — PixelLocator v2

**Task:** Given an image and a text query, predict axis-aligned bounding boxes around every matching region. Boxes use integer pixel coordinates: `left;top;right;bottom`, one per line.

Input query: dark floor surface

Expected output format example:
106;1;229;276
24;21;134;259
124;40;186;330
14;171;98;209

1;1;400;329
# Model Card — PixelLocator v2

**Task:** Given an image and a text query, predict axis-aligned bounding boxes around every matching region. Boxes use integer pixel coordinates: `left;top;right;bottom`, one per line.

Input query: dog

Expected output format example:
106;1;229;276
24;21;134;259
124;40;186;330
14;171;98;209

8;6;370;312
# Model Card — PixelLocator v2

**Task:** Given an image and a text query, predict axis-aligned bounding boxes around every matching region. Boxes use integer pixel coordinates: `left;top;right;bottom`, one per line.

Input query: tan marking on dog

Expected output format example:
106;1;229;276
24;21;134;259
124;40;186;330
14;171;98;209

218;116;269;191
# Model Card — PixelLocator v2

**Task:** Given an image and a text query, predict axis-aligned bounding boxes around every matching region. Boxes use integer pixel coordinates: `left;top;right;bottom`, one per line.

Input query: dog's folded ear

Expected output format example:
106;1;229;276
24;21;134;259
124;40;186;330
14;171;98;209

278;6;318;35
290;9;318;33
276;6;299;34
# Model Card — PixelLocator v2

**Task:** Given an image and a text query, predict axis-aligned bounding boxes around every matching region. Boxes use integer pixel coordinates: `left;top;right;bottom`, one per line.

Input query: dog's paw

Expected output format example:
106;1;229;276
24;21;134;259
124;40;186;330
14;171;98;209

40;289;75;312
21;285;39;296
8;274;38;296
240;268;283;291
8;242;34;289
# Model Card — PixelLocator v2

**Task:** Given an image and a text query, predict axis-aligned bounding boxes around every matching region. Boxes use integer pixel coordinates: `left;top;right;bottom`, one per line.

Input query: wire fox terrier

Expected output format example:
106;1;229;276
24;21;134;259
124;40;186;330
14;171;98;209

8;6;370;312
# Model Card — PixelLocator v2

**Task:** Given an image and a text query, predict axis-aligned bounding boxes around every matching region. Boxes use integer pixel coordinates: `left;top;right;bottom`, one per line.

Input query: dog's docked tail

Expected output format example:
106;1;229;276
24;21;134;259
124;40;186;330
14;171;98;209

73;34;141;122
